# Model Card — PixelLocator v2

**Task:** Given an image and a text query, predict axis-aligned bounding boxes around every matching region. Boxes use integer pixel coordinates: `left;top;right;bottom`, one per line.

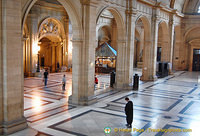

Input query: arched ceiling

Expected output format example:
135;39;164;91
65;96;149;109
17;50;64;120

151;0;200;14
182;0;200;14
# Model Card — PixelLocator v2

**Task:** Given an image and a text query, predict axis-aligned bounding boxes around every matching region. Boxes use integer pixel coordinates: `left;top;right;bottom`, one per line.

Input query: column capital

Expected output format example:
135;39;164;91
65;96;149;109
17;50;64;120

152;16;160;23
169;20;175;25
169;14;175;25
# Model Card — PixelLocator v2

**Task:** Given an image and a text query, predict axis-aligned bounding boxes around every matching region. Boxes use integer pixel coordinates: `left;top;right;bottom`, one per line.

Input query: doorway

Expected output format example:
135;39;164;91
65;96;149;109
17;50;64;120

192;49;200;71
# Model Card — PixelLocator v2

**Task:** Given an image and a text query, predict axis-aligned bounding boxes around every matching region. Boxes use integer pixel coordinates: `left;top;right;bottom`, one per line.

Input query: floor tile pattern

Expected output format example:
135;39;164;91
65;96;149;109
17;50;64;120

9;71;200;136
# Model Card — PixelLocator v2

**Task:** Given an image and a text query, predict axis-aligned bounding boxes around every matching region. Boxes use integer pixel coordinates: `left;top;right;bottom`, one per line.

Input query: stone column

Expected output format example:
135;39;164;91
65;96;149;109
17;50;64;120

0;1;2;134
52;46;56;72
188;44;193;72
69;1;97;105
0;0;27;135
168;15;175;74
125;9;136;87
116;40;127;88
63;17;69;67
23;37;27;74
150;14;159;80
116;0;136;88
27;12;39;75
141;7;159;81
62;39;67;66
141;40;153;81
22;35;31;76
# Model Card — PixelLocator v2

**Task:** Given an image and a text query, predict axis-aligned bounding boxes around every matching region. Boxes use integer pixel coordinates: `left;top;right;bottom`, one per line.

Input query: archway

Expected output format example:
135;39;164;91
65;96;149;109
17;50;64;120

37;18;66;73
184;27;200;71
135;16;151;81
134;29;141;68
96;7;125;89
134;20;144;69
95;10;117;91
22;0;81;126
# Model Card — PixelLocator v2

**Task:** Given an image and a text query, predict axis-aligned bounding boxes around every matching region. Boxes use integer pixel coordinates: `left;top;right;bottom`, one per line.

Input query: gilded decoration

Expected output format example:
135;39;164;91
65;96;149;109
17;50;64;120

38;19;61;40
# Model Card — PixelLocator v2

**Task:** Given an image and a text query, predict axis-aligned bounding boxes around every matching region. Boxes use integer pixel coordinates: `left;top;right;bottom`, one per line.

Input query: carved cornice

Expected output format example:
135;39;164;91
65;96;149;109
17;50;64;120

137;0;184;18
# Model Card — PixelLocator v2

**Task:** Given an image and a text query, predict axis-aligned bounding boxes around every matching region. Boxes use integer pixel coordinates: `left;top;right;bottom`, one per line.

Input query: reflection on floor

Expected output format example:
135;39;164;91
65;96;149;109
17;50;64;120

10;71;200;136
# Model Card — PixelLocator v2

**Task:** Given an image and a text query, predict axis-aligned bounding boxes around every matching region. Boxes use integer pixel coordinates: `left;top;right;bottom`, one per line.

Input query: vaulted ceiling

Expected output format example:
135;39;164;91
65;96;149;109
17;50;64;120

153;0;200;14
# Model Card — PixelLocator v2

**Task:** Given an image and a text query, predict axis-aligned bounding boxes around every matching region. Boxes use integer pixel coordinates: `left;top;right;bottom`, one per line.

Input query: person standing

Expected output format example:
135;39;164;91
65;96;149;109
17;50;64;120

62;74;66;91
125;97;133;128
57;62;60;72
44;69;48;87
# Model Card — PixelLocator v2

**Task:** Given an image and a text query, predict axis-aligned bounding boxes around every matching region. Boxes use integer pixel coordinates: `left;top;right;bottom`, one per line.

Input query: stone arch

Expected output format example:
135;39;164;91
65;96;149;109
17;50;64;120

22;0;83;40
135;15;151;41
135;15;151;80
97;6;126;41
21;0;86;105
97;25;112;47
135;15;151;28
158;21;169;41
184;26;200;41
96;6;109;23
184;26;200;71
96;6;125;87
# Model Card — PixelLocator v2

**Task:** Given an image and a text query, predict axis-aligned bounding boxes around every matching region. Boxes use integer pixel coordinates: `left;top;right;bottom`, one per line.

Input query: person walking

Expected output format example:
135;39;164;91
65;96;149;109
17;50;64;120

44;69;48;87
125;97;133;128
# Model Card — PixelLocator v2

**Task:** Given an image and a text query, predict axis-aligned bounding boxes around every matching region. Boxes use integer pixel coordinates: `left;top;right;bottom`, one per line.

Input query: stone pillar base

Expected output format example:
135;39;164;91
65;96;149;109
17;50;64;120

116;83;131;90
1;117;27;135
169;69;174;75
140;75;157;81
68;95;97;106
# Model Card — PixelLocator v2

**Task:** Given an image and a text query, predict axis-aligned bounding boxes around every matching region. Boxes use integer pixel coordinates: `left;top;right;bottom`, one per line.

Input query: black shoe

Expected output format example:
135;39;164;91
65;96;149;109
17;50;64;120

128;125;132;128
125;124;129;126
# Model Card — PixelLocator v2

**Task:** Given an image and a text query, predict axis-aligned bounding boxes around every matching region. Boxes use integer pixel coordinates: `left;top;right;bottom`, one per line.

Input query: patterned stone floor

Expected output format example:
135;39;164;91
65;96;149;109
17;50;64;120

9;71;200;136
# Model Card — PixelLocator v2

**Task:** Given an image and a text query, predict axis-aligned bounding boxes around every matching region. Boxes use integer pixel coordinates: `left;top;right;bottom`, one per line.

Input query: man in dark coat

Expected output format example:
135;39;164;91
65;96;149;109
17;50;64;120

125;97;133;128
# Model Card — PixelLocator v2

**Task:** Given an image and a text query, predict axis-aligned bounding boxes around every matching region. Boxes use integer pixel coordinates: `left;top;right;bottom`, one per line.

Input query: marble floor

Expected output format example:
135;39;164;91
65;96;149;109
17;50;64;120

10;71;200;136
